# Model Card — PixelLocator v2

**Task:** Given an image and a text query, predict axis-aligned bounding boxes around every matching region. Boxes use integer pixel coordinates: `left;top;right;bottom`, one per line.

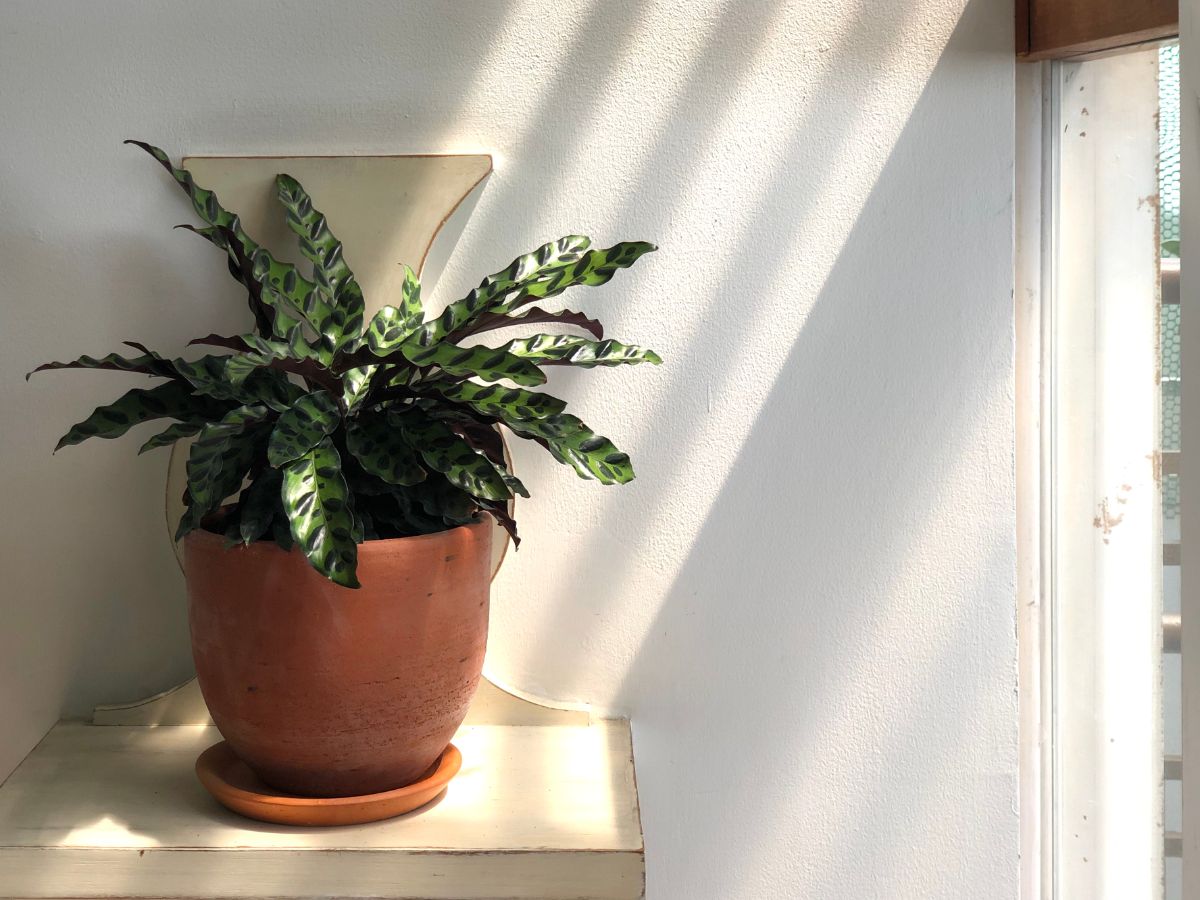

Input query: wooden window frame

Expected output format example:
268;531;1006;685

1017;0;1177;60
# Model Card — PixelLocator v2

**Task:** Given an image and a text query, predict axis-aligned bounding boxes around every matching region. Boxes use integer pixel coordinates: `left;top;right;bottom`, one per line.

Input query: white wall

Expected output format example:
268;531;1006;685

0;1;1017;897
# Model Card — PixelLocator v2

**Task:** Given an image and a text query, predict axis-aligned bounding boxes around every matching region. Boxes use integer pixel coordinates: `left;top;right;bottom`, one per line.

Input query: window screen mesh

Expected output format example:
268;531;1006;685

1161;43;1181;522
1161;43;1181;252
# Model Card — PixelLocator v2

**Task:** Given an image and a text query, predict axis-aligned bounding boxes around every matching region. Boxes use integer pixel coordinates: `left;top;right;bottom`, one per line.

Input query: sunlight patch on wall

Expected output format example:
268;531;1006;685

486;0;971;709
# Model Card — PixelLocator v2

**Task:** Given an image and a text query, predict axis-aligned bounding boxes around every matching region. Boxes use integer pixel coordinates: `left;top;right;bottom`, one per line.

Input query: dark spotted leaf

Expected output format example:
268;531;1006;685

497;334;662;368
363;266;424;355
138;420;207;454
176;406;270;539
341;365;376;413
267;390;340;467
457;306;604;341
397;264;424;332
357;488;440;537
275;174;366;350
224;347;289;385
505;414;634;484
172;356;239;401
356;506;380;541
444;418;508;467
54;381;213;451
401;417;514;501
399;341;545;386
499;468;530;499
438;419;531;497
193;332;316;365
127;141;336;360
426;380;566;419
172;355;302;412
281;438;360;588
188;333;251;353
346;413;427;486
29;350;177;381
271;511;295;551
222;333;319;384
414;236;592;344
476;498;520;546
236;468;282;545
493;241;657;314
39;144;663;588
409;477;482;524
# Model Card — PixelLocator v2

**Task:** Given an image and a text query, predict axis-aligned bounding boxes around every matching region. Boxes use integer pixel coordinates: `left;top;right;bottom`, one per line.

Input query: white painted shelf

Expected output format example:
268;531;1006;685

0;721;644;899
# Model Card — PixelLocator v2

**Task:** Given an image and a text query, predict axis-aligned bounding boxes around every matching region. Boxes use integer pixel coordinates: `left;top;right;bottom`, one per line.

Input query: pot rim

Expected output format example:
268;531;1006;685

184;514;492;557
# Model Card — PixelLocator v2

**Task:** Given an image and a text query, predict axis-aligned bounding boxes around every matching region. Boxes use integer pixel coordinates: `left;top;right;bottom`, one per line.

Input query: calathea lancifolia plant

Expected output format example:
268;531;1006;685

30;141;660;588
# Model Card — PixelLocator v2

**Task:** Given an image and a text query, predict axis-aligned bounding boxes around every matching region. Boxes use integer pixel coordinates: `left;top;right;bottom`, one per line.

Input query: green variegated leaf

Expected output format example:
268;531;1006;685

506;414;634;484
236;468;281;545
499;468;530;498
401;417;514;501
216;405;270;428
497;334;663;367
249;373;308;412
345;412;427;486
427;380;566;419
177;406;270;539
172;355;302;412
188;335;338;399
171;356;246;402
244;248;336;362
410;477;481;523
55;381;214;451
29;350;177;381
267;390;340;467
364;306;413;354
397;264;423;330
275;174;366;349
414;236;592;344
357;489;438;537
363;266;424;355
40;143;665;588
138;420;207;454
399;341;546;386
191;331;319;366
128;141;337;359
341;365;376;413
281;439;360;588
493;241;657;313
222;333;316;384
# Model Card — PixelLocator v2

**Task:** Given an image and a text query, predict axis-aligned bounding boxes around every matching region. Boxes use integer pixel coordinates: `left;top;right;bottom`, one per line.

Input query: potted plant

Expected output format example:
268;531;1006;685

30;141;659;798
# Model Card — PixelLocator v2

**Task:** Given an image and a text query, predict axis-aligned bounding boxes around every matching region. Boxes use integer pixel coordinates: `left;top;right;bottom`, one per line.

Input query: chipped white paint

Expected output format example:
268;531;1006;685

1;2;1017;897
1050;51;1163;899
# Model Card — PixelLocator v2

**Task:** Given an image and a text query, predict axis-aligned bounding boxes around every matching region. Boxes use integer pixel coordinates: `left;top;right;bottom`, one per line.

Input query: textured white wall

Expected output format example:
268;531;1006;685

0;1;1017;896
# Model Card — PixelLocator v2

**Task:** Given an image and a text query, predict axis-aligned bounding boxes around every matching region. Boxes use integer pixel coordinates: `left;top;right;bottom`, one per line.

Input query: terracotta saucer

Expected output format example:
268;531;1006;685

195;741;462;827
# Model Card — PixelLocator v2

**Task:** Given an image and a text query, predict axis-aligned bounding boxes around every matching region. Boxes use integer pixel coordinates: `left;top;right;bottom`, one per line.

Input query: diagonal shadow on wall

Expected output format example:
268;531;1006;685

600;3;1016;896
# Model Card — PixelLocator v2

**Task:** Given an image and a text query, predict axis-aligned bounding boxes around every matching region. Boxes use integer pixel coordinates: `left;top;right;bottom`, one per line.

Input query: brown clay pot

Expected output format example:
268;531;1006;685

184;519;491;797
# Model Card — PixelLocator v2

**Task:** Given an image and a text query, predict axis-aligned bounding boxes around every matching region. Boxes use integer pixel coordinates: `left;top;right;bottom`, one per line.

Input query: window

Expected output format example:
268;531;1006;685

1018;42;1169;900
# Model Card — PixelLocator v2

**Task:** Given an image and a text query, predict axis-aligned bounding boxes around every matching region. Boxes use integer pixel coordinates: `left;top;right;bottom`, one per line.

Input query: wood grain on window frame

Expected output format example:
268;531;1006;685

1017;0;1177;60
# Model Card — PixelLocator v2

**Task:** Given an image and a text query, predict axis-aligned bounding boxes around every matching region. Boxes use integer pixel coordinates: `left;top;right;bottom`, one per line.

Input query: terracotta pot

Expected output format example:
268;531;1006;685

185;519;491;797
